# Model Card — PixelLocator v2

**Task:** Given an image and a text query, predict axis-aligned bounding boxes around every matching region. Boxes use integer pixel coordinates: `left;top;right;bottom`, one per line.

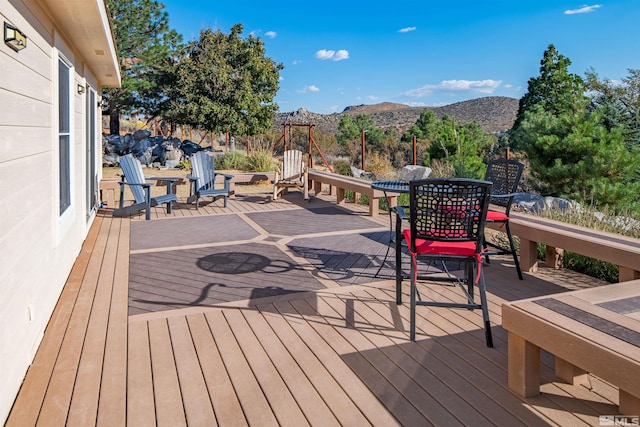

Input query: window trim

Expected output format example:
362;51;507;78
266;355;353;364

56;53;74;243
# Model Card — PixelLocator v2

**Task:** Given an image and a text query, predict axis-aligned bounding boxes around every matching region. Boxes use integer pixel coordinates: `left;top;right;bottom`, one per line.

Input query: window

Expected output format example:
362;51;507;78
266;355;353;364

58;58;71;215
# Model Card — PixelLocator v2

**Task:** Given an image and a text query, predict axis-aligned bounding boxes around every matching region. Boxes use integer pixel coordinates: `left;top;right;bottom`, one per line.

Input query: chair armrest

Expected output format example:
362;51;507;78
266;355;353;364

216;172;234;181
119;181;151;188
392;206;408;220
146;176;180;182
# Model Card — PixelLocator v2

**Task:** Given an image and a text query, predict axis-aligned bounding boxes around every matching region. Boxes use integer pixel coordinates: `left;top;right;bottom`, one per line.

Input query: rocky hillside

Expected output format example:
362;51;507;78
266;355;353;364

275;96;519;136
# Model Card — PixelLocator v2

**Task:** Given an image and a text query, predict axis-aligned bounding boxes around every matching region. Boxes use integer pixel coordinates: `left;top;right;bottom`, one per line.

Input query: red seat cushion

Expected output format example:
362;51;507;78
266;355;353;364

403;229;477;256
486;210;508;222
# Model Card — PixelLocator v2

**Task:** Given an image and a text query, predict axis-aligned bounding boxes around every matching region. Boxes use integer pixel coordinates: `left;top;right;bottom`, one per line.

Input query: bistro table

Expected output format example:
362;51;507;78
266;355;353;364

370;180;410;277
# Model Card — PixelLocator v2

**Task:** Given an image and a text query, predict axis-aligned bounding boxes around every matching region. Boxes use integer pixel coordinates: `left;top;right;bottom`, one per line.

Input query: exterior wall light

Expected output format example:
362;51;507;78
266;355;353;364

4;22;27;52
77;84;86;94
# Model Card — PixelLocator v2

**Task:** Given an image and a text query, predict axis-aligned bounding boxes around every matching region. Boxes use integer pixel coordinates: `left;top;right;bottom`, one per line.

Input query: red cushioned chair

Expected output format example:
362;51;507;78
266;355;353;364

483;158;525;280
395;178;494;346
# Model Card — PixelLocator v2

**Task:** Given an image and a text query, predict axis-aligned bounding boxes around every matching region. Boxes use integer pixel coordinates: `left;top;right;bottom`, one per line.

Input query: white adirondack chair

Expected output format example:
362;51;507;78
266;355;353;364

272;150;309;201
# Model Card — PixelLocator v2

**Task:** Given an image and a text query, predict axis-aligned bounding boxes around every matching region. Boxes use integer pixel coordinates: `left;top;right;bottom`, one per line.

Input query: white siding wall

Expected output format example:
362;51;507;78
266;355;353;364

0;2;100;422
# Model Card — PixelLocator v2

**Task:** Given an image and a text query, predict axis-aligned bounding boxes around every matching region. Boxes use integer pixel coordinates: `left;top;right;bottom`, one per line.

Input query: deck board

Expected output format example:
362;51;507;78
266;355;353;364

6;192;623;426
205;310;280;426
148;317;187;427
127;320;155;427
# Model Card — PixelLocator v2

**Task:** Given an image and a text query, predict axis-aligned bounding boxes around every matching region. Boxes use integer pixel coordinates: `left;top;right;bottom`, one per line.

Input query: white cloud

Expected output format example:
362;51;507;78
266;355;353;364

297;85;320;93
315;49;350;61
403;79;503;97
292;59;302;65
399;26;416;33
265;31;277;38
564;4;602;14
333;50;349;60
367;95;379;101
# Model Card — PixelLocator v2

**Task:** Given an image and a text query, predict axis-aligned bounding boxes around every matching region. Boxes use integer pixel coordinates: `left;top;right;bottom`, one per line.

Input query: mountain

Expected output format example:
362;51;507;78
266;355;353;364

275;96;519;136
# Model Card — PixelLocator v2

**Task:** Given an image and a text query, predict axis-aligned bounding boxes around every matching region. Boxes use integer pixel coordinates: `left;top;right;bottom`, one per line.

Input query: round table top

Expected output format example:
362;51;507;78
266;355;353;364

371;180;409;193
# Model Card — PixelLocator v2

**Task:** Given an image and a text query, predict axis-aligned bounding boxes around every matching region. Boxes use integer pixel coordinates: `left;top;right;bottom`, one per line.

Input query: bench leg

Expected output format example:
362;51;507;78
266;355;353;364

619;390;640;415
619;267;640;282
368;202;378;217
508;332;541;397
519;238;539;273
313;180;322;196
555;356;590;388
546;246;564;269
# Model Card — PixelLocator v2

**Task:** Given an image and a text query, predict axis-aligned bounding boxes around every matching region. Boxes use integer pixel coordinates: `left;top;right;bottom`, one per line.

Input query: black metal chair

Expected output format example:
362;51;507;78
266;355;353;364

395;178;494;346
483;158;525;280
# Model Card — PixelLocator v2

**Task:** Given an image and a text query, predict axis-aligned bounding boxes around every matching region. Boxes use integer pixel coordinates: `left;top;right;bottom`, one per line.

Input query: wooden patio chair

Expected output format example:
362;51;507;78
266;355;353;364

483;158;525;280
395;178;494;346
187;151;233;209
113;154;178;220
272;149;309;201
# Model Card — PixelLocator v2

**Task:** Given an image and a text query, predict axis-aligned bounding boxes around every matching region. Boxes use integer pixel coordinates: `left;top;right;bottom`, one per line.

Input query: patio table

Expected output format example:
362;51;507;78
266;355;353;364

502;280;640;415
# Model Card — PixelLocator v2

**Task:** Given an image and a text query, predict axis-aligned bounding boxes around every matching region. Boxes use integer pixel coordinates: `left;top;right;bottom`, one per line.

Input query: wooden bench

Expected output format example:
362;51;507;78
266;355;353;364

502;280;640;415
307;169;396;216
491;213;640;282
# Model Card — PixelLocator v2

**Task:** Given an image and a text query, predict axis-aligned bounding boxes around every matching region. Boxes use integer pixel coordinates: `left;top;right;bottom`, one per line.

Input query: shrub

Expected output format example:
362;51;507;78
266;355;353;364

333;159;351;176
246;150;277;172
215;150;247;170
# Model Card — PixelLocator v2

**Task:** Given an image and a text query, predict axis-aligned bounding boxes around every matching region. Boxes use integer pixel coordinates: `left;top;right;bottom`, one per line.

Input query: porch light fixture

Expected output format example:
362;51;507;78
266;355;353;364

4;22;27;52
77;84;86;94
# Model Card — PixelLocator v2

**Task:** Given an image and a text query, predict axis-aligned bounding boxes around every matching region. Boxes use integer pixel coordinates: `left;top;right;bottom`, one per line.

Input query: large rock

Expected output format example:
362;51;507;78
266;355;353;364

103;132;193;167
181;139;202;157
513;193;577;213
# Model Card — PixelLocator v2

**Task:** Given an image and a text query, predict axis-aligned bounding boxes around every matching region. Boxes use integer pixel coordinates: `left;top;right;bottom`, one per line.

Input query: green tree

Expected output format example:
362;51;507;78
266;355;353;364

337;114;384;146
429;117;494;179
513;44;587;133
337;114;385;166
103;0;182;134
585;68;640;148
169;24;283;136
402;109;439;142
518;104;640;212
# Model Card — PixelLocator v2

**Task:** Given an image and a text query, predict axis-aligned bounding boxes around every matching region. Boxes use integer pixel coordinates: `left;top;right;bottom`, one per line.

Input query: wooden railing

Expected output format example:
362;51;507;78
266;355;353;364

492;213;640;282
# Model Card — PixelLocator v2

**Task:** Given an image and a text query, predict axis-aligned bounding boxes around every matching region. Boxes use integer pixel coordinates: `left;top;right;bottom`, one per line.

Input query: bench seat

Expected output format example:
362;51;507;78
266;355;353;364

307;169;396;216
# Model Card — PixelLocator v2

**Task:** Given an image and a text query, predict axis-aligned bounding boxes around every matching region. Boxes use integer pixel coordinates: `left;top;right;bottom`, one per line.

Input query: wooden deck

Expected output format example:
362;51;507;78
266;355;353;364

6;189;624;426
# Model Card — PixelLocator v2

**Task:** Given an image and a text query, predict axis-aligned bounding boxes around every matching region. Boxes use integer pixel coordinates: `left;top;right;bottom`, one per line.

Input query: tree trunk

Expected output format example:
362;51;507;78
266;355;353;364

110;109;120;135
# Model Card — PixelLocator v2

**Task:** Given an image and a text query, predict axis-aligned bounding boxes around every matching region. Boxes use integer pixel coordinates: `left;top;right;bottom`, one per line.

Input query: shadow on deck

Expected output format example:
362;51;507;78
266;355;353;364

7;190;619;426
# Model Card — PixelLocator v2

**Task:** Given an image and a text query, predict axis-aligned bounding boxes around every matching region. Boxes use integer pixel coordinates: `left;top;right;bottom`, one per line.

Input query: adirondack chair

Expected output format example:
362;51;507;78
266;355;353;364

113;154;178;220
187;151;233;209
272;150;309;201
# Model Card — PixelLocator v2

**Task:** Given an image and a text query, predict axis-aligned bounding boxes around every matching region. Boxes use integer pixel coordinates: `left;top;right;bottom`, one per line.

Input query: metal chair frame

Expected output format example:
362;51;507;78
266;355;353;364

395;178;494;346
483;158;525;280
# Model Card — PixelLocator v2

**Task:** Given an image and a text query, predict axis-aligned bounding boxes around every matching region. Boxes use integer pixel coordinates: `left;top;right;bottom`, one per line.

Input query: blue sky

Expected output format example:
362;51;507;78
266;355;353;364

161;1;640;114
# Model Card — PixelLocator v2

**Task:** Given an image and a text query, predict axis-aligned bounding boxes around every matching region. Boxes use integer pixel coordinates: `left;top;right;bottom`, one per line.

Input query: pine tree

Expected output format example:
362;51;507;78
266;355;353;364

103;0;182;134
513;44;587;131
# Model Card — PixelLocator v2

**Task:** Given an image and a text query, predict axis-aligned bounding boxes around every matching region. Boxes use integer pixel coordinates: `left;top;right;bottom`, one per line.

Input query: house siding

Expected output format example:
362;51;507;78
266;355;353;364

0;0;118;423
